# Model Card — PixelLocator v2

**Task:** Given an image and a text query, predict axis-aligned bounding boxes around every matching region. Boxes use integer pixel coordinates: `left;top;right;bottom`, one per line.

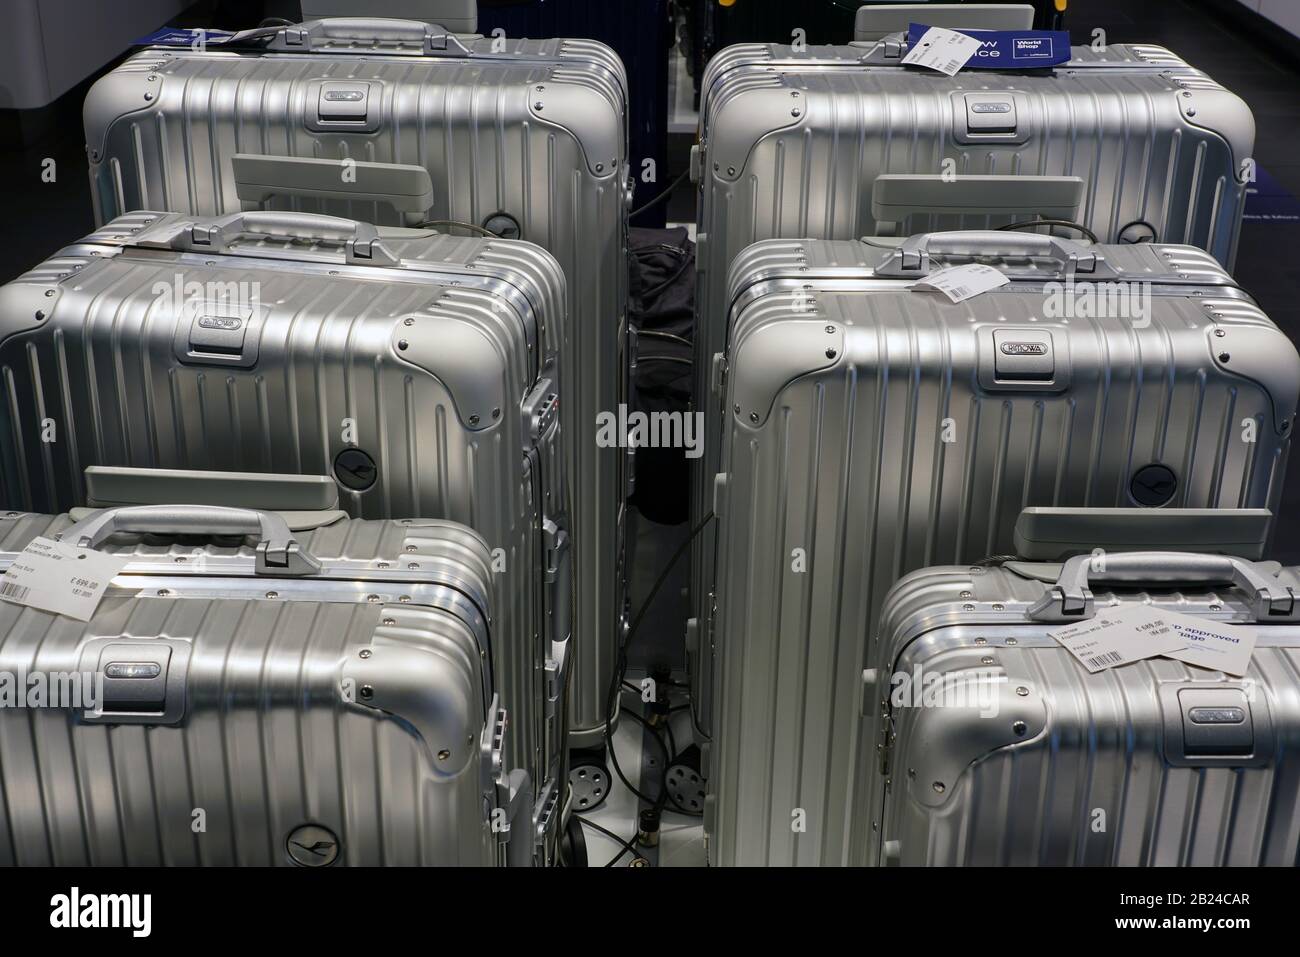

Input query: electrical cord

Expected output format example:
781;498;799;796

417;219;497;237
630;170;691;218
576;817;642;867
997;219;1098;243
602;513;716;813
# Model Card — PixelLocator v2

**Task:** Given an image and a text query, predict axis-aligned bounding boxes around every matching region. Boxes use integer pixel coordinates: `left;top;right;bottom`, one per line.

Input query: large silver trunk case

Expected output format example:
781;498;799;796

703;234;1300;865
0;510;537;866
862;556;1300;866
689;40;1257;706
83;19;629;745
0;211;569;824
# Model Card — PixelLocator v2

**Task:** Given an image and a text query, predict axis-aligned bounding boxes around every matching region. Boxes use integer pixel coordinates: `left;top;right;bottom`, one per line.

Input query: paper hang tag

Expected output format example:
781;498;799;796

0;538;132;622
905;24;1072;70
1048;605;1188;674
901;26;984;76
1159;609;1258;678
912;263;1010;302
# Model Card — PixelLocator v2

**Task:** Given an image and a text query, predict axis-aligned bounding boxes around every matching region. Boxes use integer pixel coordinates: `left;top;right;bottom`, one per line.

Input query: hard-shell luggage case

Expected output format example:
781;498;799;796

84;16;629;747
865;551;1300;866
0;211;570;833
703;233;1300;865
688;11;1258;681
0;505;537;866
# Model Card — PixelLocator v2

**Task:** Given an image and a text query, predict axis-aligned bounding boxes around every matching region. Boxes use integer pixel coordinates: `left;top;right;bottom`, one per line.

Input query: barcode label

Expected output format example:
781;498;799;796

901;26;983;76
912;263;1010;302
0;538;131;621
0;579;30;602
1085;650;1124;670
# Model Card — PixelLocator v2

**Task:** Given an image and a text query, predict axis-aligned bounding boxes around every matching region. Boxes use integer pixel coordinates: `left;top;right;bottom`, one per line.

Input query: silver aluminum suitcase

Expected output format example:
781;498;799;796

0;505;536;866
0;211;569;824
688;29;1257;693
84;16;630;746
704;233;1300;865
865;552;1300;866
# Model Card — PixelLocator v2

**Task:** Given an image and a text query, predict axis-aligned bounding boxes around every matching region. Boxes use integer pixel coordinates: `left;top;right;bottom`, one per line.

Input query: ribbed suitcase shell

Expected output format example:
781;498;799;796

864;560;1300;866
689;41;1257;675
704;236;1300;865
0;512;525;867
83;22;629;744
0;211;567;812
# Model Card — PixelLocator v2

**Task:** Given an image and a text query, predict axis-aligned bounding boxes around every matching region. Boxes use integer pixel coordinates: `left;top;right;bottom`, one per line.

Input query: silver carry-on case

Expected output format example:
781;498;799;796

0;212;570;838
703;233;1300;865
84;16;630;746
0;505;538;866
865;551;1300;866
689;15;1257;680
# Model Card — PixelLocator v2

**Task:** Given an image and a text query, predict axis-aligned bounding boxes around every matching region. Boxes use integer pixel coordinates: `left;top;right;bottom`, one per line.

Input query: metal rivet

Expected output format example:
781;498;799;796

359;649;372;659
824;325;835;334
174;556;187;563
265;591;279;599
382;617;396;626
398;595;411;603
1012;720;1028;736
992;603;1005;611
1208;604;1222;612
44;290;54;297
727;167;736;176
144;92;154;101
534;101;544;110
962;603;975;611
360;685;374;699
1214;328;1225;337
825;348;837;359
1187;109;1196;117
34;311;44;321
492;407;501;420
408;563;420;570
1005;637;1017;645
596;164;604;173
974;637;987;645
366;594;381;603
398;339;409;350
157;589;172;597
749;412;759;423
469;413;480;426
1016;686;1030;697
959;591;973;599
405;545;417;552
437;749;451;761
932;781;946;794
734;404;741;414
377;561;390;569
980;656;995;665
791;109;801;117
404;317;415;326
1218;352;1230;362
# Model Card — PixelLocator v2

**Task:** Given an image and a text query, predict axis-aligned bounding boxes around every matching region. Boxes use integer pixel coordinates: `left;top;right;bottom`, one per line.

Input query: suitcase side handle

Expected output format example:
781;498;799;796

871;175;1085;237
232;155;434;227
161;211;401;266
1026;551;1298;623
267;18;473;56
57;505;322;576
873;230;1117;280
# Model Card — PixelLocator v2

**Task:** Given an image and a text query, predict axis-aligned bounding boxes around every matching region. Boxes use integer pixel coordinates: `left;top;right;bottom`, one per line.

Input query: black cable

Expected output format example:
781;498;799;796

997;219;1098;243
417;219;496;238
257;17;296;27
630;170;691;218
634;329;692;349
641;254;694;301
663;720;679;763
576;817;642;867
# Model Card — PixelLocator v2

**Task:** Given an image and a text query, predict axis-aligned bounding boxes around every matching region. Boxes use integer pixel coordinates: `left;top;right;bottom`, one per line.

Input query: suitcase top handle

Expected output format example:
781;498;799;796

873;230;1118;281
854;4;1035;43
137;211;401;267
1026;551;1299;624
57;505;322;577
265;18;473;56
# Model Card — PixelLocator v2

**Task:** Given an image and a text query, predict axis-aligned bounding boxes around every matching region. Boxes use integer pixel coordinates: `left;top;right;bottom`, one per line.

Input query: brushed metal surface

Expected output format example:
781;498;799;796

690;42;1257;716
705;244;1299;865
862;565;1300;866
0;216;563;800
0;514;510;866
83;33;629;742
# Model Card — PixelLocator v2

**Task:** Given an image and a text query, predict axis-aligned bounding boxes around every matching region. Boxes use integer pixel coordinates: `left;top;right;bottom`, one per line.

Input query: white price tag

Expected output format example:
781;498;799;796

913;263;1010;302
901;26;983;76
0;537;131;621
1159;609;1257;677
1048;605;1187;674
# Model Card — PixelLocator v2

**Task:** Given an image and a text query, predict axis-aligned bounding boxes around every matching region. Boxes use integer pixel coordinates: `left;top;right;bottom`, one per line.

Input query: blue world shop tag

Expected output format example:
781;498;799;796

133;28;239;47
906;23;1071;69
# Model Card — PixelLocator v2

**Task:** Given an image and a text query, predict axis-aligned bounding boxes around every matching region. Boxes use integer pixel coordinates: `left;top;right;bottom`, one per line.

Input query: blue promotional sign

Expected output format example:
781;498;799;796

132;28;239;47
906;23;1072;69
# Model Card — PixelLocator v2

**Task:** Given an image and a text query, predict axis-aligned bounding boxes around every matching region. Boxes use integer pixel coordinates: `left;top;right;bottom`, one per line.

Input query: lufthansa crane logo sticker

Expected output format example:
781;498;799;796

287;824;341;867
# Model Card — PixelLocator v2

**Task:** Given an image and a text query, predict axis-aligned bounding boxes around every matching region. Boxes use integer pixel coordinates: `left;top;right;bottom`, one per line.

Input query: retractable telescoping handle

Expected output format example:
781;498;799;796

873;230;1117;279
57;505;321;576
1026;551;1300;623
